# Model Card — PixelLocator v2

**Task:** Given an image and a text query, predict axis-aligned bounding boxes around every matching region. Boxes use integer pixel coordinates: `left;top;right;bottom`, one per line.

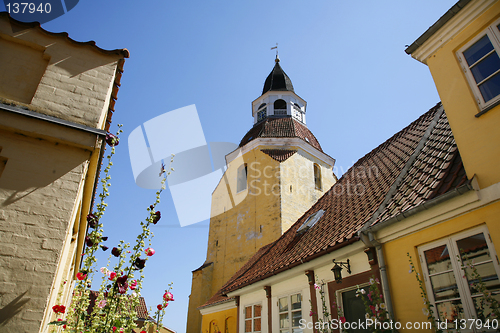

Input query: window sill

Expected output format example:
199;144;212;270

475;99;500;117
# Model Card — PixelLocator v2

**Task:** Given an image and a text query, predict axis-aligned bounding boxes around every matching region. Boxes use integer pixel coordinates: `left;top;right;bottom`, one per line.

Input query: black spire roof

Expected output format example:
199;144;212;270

262;58;294;95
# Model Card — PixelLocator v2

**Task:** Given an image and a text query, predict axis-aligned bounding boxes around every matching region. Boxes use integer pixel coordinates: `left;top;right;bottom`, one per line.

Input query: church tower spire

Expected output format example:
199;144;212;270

253;58;306;124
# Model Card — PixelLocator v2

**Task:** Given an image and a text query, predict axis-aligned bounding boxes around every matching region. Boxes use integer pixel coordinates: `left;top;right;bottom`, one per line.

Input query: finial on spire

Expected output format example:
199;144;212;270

271;43;279;62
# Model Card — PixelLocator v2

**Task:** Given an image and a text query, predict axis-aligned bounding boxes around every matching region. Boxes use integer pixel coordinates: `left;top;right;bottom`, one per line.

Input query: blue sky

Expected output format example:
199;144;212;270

1;1;458;332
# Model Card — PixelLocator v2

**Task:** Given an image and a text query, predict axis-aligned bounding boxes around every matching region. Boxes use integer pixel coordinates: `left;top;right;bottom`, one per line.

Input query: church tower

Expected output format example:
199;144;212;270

186;57;336;332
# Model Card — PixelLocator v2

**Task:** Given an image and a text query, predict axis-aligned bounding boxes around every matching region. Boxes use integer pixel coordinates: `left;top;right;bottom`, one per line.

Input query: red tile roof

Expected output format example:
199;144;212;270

239;117;323;152
202;103;469;304
261;149;297;162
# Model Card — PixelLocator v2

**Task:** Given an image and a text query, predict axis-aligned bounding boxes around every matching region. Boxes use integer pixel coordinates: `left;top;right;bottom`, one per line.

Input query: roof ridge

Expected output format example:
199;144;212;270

360;104;444;231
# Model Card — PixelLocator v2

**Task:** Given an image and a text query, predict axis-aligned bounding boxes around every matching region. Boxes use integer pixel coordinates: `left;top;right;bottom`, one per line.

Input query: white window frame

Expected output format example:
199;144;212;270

243;302;262;333
457;18;500;111
418;226;500;331
277;292;303;333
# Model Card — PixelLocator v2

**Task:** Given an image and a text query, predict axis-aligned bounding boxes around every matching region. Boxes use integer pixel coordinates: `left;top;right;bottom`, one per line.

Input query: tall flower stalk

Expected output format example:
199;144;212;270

49;126;175;333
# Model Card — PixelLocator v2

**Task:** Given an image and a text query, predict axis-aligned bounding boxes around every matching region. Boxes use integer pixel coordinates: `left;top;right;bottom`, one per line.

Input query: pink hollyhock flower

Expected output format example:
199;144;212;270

98;300;107;308
314;283;320;290
145;247;155;256
130;280;138;290
76;272;86;280
163;291;174;301
109;272;117;280
100;267;108;275
112;326;117;332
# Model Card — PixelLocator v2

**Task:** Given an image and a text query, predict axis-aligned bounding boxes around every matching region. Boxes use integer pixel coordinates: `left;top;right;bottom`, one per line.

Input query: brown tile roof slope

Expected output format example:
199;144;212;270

261;149;297;162
239;117;323;152
210;104;446;298
371;108;468;225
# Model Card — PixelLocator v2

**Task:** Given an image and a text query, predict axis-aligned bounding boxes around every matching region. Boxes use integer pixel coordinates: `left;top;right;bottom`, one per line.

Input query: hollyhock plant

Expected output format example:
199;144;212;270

48;127;176;333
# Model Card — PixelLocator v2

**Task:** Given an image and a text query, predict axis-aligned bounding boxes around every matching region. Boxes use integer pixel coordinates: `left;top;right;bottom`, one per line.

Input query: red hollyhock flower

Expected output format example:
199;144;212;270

87;213;98;229
108;272;117;280
145;247;155;256
157;304;162;310
152;211;161;224
116;275;128;294
111;247;121;257
52;305;60;313
130;280;138;290
133;257;146;270
106;133;119;147
76;272;87;280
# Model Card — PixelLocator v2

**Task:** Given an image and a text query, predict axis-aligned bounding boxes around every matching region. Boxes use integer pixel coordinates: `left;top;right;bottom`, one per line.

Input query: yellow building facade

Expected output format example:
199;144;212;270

367;0;500;330
187;58;336;333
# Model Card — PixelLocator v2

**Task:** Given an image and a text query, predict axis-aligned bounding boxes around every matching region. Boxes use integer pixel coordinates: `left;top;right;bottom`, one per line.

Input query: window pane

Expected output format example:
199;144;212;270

464;35;494;66
291;294;301;310
254;305;261;317
342;288;371;333
435;300;465;324
464;262;500;295
245;319;252;333
478;72;500;102
424;245;452;274
279;313;289;328
429;271;460;301
457;233;491;262
245;306;252;319
253;318;261;332
472;293;500;320
291;310;302;327
470;52;500;83
279;297;288;312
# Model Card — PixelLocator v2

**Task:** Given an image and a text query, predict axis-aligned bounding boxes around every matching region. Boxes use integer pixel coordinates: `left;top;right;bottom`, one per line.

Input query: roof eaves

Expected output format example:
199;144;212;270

1;12;130;58
405;0;471;55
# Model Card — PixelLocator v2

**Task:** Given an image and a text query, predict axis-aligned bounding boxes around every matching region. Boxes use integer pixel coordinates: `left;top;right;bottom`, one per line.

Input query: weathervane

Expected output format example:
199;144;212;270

271;43;279;61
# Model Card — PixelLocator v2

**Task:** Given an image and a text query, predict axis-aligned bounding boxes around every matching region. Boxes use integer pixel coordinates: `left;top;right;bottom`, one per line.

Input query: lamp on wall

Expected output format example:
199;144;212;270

331;259;351;283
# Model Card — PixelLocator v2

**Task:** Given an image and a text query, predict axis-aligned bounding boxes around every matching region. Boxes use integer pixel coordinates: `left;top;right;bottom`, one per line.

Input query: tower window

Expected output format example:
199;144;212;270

257;103;267;122
274;99;287;115
237;164;247;192
314;164;322;190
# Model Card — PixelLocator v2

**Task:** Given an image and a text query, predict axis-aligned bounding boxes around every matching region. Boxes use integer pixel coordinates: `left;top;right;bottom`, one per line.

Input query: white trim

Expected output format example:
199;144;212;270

199;299;237;315
226;137;336;168
456;16;500;110
374;180;500;245
411;0;496;64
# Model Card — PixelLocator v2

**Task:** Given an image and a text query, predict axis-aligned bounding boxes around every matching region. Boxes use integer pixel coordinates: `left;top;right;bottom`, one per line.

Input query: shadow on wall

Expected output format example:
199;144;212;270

0;290;30;327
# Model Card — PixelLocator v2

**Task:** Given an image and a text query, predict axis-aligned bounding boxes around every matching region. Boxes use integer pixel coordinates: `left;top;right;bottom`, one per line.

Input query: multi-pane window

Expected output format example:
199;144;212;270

278;293;302;333
244;304;262;333
458;19;500;110
419;227;500;330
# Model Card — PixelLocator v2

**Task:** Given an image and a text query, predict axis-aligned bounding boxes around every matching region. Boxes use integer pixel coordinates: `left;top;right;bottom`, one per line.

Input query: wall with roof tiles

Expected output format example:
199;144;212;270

425;1;500;189
0;16;121;130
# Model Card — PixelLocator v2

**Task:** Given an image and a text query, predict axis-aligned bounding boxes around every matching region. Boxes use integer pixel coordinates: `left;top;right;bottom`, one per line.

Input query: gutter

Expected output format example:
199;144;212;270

0;102;107;137
405;0;471;55
222;236;359;296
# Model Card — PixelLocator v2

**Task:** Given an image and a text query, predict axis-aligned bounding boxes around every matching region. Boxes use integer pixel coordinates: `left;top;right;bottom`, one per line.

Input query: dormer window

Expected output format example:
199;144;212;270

458;19;500;112
274;99;287;115
296;209;324;234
